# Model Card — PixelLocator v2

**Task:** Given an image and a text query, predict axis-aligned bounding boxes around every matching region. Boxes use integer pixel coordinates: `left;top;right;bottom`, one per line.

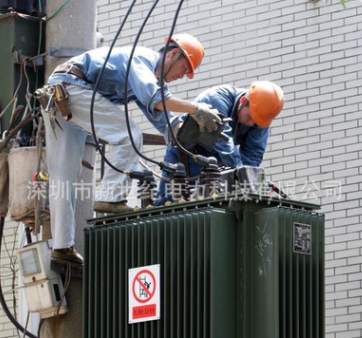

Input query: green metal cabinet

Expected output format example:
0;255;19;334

0;14;44;133
240;206;325;338
84;196;325;338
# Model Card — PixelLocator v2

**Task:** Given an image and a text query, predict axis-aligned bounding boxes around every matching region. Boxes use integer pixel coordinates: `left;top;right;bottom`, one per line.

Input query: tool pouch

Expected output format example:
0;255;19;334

8;147;50;226
54;83;72;121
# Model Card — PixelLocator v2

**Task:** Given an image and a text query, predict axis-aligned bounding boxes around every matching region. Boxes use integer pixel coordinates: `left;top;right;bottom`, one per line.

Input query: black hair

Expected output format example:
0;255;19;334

159;42;180;54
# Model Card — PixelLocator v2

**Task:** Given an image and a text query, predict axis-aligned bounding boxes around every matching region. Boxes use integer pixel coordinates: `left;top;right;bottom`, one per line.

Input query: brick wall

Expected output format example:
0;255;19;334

97;0;362;336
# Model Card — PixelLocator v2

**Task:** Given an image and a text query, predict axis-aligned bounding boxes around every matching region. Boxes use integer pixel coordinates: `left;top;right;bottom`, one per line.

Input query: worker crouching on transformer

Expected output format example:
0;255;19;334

154;81;285;206
39;34;221;263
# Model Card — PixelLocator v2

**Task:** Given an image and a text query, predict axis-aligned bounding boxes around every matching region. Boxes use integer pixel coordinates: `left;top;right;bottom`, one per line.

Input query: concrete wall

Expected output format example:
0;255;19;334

97;0;362;337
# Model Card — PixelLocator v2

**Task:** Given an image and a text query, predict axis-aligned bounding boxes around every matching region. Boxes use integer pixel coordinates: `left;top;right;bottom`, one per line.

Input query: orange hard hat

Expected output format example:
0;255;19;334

248;81;284;128
165;34;205;79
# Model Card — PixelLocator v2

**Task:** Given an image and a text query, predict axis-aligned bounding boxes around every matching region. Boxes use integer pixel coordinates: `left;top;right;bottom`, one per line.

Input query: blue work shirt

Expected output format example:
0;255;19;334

154;85;270;206
182;84;269;168
48;46;176;134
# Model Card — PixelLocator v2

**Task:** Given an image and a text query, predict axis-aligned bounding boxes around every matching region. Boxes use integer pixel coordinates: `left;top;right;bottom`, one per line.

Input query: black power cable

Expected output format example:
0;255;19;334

0;217;37;338
123;0;215;170
90;0;212;175
123;0;160;166
267;180;288;199
159;0;189;155
159;1;220;168
89;0;138;174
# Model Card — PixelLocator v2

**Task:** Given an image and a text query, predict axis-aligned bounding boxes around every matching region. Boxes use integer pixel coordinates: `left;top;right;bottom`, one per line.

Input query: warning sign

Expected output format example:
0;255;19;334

293;222;312;255
128;264;160;324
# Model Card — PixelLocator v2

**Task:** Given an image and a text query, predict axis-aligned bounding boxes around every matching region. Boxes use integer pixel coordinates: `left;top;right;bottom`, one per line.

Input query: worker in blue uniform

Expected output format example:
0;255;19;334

154;81;285;206
40;34;221;263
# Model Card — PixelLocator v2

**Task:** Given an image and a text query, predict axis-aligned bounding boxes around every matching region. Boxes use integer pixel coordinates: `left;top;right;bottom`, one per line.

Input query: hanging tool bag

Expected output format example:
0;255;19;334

54;82;72;121
34;83;72;121
0;152;9;217
8;147;50;226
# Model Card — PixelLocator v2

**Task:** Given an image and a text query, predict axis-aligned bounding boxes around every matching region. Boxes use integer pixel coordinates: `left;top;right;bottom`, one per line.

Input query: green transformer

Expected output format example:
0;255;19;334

84;195;324;338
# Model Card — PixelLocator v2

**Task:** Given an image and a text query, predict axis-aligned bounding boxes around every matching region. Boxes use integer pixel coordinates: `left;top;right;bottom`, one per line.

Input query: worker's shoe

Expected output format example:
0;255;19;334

51;246;84;264
93;200;134;214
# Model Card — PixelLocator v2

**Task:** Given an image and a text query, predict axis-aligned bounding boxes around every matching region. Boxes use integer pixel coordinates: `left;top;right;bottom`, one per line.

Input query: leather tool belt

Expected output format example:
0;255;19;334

53;63;87;82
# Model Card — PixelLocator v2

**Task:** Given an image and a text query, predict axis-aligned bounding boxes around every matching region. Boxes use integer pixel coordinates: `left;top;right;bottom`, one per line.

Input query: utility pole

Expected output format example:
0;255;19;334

40;0;96;336
45;0;97;78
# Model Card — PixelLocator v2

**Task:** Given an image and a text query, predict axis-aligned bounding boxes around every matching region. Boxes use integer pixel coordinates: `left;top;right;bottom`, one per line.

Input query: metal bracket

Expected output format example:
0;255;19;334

48;47;88;58
12;48;46;69
227;198;244;221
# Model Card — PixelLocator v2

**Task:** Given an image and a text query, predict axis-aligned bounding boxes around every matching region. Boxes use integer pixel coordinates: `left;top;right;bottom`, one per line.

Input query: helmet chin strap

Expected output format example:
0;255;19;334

163;49;183;79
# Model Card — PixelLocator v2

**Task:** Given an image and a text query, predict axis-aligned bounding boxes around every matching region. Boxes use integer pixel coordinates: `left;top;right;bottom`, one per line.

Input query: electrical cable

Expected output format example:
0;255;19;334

1;6;45;122
121;0;208;186
159;0;192;157
45;0;71;22
0;57;27;120
23;312;30;338
0;269;19;279
0;217;38;338
90;0;192;174
123;0;161;166
56;262;70;317
89;0;211;183
123;0;215;177
90;0;186;178
267;180;288;199
10;226;19;320
123;0;216;185
158;12;223;189
139;159;200;182
37;319;45;338
2;275;67;295
32;0;44;113
89;0;138;175
86;0;215;204
22;60;34;114
139;160;170;181
159;0;221;170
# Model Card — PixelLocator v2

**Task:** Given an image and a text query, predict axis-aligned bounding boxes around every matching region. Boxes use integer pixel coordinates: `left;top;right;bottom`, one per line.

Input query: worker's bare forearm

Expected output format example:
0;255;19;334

154;97;198;115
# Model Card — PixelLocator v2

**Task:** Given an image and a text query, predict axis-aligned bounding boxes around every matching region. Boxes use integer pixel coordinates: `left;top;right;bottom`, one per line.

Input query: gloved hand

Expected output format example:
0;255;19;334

192;103;222;133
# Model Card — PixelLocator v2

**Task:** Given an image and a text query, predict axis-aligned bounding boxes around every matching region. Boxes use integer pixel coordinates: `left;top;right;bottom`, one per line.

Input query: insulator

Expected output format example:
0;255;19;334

199;167;222;198
171;174;190;202
137;180;157;207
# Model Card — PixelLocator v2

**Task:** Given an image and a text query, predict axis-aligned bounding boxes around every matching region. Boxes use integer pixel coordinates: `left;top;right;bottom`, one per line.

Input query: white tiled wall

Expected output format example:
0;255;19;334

97;0;362;337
